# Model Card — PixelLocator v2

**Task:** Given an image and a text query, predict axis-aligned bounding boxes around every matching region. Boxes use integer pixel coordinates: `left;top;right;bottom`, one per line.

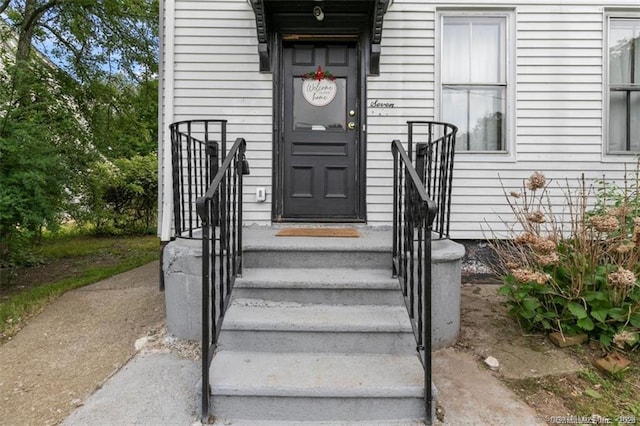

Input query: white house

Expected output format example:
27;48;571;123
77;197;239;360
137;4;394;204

159;0;640;241
158;2;640;422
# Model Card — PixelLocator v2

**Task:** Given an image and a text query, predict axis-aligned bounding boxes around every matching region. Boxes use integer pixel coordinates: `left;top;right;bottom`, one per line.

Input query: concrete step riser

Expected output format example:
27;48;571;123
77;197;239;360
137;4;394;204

232;287;404;306
243;250;391;269
211;396;425;422
218;330;417;354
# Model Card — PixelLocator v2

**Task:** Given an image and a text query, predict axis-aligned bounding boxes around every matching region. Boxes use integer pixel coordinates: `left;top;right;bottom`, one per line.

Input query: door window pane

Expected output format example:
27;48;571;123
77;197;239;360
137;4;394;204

293;78;346;131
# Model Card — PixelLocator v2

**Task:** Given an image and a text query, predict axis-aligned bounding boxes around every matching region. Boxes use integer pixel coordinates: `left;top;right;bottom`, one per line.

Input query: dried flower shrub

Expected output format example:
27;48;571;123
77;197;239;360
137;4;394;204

490;170;640;349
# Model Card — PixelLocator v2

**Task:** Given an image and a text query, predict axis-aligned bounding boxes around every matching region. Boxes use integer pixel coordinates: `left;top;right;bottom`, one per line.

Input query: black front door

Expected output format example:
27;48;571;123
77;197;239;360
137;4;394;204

280;42;361;220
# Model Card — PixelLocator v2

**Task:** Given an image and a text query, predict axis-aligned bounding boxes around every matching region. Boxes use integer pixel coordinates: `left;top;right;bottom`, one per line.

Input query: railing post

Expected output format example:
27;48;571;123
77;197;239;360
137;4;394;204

424;200;436;425
392;141;399;276
207;141;219;226
238;140;246;275
206;141;218;185
408;121;414;160
196;197;211;423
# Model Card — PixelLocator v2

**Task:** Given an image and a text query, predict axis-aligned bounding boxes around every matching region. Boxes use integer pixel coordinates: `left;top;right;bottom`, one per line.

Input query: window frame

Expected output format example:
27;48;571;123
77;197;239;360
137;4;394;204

604;12;640;158
436;9;516;162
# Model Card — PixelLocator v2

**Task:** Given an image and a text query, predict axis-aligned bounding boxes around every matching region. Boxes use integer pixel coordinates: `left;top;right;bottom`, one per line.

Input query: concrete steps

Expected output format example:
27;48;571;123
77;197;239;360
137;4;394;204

219;298;415;353
209;228;427;423
242;228;391;269
210;351;424;422
233;267;403;305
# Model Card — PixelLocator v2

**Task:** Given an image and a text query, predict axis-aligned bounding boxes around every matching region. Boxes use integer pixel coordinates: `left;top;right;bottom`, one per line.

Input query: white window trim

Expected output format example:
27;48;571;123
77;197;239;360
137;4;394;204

602;10;640;162
435;9;516;163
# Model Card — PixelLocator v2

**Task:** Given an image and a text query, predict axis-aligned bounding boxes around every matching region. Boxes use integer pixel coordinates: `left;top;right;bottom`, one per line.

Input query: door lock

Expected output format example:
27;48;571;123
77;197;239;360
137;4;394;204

349;110;356;117
348;122;356;130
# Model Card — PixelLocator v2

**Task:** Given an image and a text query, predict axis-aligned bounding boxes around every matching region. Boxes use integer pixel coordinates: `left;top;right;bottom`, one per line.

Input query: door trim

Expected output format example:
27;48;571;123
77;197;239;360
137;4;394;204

272;36;368;222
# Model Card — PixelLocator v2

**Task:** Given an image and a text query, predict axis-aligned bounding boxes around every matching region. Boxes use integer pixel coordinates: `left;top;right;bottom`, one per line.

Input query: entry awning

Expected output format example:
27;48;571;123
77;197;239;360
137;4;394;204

249;0;392;74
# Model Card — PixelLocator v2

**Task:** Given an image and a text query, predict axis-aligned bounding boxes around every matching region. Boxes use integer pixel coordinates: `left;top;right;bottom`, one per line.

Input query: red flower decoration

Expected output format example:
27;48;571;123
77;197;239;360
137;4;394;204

301;66;335;81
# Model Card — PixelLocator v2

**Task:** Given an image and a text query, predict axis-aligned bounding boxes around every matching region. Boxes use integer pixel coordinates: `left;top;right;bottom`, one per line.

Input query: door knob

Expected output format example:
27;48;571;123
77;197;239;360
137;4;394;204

348;122;356;130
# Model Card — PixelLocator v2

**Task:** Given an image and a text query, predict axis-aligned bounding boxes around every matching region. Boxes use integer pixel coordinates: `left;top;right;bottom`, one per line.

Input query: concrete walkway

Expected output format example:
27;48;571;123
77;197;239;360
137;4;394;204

64;352;200;425
0;261;164;426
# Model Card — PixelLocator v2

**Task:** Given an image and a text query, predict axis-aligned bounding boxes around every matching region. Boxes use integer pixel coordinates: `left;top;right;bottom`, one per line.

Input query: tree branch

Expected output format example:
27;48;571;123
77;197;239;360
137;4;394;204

39;22;82;61
23;0;61;35
32;0;61;16
0;0;11;15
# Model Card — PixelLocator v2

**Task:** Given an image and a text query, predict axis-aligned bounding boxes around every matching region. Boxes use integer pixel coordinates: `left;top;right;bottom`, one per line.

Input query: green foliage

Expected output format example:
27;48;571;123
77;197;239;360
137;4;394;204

493;172;640;350
0;1;158;265
85;78;158;159
71;153;158;235
589;175;640;241
3;0;159;81
0;56;91;267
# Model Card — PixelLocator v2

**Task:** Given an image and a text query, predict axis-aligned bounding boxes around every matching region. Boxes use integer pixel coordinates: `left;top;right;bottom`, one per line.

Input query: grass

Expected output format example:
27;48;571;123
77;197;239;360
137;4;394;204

506;344;640;425
571;365;640;423
0;234;159;341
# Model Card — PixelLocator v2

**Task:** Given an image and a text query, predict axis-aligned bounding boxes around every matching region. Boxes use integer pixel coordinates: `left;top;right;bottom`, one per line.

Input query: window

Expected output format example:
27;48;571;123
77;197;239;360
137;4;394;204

440;15;508;152
608;18;640;153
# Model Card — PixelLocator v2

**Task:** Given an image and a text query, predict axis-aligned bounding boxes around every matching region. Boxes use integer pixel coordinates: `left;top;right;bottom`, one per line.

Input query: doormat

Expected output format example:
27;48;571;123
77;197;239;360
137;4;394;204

275;228;360;238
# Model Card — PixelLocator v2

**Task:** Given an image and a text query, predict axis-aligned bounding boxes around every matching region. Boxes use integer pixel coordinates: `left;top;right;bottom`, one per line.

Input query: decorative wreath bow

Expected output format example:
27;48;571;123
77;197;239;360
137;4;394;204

301;66;336;81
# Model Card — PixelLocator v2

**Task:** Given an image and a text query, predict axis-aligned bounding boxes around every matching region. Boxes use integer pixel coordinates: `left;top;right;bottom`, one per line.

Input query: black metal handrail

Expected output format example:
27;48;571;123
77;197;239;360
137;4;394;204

170;119;227;238
196;137;246;422
392;139;437;425
407;121;457;239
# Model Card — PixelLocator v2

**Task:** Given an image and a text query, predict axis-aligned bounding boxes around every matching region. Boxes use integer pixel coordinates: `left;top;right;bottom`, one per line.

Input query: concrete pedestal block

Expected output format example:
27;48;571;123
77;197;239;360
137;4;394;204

163;238;202;340
431;238;465;350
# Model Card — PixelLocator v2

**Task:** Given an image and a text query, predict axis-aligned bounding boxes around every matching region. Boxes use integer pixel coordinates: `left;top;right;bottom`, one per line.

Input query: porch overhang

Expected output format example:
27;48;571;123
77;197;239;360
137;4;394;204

249;0;391;74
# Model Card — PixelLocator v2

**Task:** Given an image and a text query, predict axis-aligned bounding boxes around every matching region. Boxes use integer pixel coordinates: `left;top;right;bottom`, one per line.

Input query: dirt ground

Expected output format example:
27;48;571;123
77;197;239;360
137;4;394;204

456;281;577;419
457;279;640;424
0;261;165;426
0;239;143;302
1;257;638;425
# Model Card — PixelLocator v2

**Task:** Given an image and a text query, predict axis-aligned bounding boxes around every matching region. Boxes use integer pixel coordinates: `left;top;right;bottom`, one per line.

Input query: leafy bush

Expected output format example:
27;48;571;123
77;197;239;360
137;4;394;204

71;153;157;235
492;171;640;349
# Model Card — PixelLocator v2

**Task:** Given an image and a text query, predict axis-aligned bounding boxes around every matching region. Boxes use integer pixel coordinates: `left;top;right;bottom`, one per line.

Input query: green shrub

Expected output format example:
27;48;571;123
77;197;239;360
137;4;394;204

492;171;640;350
71;153;157;235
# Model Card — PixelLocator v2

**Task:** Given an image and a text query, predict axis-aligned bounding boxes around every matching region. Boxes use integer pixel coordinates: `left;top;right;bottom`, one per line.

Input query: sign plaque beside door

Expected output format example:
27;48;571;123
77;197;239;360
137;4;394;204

302;79;337;107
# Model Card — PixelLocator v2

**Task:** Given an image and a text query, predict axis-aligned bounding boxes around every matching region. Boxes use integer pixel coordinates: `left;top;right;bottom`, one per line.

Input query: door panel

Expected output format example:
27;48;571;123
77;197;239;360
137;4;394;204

281;43;360;219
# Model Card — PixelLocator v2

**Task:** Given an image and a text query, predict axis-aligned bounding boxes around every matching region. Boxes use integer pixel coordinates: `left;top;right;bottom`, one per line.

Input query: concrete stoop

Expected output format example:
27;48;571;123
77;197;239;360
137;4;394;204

205;228;460;424
162;227;464;423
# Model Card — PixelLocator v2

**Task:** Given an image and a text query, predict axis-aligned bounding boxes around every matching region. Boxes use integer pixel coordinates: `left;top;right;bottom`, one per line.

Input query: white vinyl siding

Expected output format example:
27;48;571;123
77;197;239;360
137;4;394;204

161;0;640;240
365;4;435;225
371;1;636;238
166;0;274;229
